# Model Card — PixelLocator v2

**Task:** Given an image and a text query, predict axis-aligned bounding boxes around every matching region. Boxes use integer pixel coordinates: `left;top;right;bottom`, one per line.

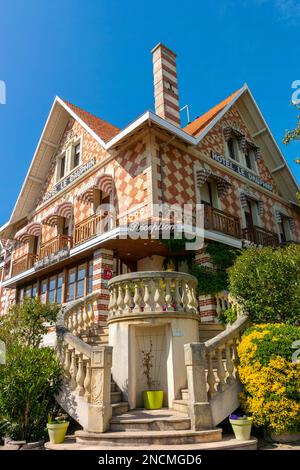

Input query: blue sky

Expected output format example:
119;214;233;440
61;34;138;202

0;0;299;225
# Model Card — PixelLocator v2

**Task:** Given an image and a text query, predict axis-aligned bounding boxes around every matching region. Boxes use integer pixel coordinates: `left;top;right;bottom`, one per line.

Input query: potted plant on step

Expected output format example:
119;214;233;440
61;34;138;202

47;413;69;444
141;340;164;410
229;413;253;440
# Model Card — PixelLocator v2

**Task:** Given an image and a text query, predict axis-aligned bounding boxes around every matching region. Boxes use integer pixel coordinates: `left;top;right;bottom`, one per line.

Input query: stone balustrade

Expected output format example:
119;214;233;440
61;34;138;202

215;291;245;319
56;294;112;433
108;271;198;317
61;290;98;335
184;313;249;430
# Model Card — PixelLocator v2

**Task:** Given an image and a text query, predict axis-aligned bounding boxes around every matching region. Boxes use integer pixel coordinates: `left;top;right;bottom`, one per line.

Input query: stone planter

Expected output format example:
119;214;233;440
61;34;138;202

266;430;300;443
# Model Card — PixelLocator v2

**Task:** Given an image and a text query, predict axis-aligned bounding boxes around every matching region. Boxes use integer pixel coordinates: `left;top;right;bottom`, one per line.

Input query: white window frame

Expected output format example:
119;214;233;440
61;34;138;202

56;151;67;182
70;136;83;171
243;148;258;174
238;189;261;229
274;206;292;243
225;137;241;163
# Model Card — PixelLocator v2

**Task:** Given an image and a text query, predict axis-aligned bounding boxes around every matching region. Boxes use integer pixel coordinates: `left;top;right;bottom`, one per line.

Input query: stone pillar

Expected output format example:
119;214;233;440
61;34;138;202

184;343;213;431
92;249;114;323
86;345;113;433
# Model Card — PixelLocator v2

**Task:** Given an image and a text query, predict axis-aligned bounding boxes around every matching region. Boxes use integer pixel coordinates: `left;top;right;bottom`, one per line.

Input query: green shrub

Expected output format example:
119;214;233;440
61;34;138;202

238;324;300;434
219;307;237;325
0;297;59;349
0;345;62;441
228;245;300;324
192;242;240;295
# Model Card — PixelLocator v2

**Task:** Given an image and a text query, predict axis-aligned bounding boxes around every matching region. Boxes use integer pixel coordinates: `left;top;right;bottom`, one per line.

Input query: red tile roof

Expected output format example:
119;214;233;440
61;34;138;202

62;99;120;143
183;88;242;137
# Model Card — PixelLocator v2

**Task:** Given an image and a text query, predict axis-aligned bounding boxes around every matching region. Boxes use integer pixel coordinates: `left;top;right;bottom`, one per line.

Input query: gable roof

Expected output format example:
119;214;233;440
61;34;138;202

0;84;299;239
62;99;120;142
183;88;242;137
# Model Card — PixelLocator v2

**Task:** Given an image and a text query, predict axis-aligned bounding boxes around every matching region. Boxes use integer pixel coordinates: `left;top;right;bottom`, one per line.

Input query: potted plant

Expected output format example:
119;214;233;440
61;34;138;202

229;413;253;441
47;413;69;444
141;340;164;410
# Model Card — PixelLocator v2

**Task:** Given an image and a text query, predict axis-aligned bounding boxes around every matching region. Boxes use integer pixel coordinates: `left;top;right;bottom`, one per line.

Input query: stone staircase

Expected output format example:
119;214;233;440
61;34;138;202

52;289;257;449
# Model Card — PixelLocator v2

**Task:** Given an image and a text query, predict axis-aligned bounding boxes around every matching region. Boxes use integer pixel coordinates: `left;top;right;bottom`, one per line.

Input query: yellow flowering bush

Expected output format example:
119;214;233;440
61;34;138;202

238;324;300;434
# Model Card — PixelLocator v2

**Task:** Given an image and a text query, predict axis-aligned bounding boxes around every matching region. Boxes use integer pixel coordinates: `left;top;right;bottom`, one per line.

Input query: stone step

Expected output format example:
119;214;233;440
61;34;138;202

45;435;258;450
110;409;190;432
111;391;123;404
75;428;222;446
112;402;129;416
172;399;189;414
181;389;189;401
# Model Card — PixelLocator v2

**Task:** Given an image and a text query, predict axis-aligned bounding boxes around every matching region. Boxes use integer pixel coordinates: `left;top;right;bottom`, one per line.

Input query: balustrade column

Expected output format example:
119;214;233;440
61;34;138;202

184;343;213;431
89;345;113;433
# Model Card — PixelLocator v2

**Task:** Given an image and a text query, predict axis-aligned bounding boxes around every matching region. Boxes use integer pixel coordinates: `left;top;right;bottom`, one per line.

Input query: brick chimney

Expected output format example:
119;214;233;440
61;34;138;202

151;43;181;127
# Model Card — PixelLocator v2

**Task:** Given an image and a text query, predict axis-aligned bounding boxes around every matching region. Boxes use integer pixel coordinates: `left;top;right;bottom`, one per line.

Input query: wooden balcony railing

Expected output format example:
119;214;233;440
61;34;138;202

204;205;241;239
39;234;72;260
74;214;102;246
74;212;114;246
11;253;38;276
242;225;279;246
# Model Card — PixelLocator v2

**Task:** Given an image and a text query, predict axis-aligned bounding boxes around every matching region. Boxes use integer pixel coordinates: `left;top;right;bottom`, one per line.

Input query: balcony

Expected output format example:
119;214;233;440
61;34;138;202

242;225;279;247
11;253;37;277
39;234;72;260
204;205;241;239
74;212;114;246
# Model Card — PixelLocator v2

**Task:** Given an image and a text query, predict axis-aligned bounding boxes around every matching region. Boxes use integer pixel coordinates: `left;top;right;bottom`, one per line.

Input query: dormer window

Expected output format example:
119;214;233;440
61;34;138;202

227;137;238;161
56;137;82;181
244;148;256;171
72;142;81;170
59;154;66;179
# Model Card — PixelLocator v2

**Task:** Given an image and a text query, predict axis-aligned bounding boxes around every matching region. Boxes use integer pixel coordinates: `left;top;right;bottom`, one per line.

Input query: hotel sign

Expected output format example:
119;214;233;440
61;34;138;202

34;248;70;271
42;157;96;202
211;153;273;192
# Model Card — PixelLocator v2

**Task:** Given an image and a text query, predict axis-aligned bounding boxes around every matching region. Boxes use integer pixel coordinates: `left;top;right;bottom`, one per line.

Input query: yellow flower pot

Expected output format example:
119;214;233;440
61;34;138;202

230;417;253;441
143;390;164;409
47;422;69;444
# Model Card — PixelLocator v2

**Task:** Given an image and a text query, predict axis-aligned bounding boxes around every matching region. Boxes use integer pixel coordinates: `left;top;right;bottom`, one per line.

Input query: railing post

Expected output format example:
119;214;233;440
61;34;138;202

184;343;214;430
86;345;113;433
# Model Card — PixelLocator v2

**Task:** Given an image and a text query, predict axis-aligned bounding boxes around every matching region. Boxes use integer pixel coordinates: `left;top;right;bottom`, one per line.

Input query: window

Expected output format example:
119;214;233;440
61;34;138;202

244;149;256;171
200;180;219;208
244;200;254;228
77;264;86;298
87;260;93;294
200;181;213;206
56;274;63;303
41;279;48;303
73;143;81;169
66;261;92;301
277;215;291;243
18;282;38;302
48;276;56;303
227;138;237;161
62;218;70;237
59;154;66;179
278;220;286;243
67;267;76;301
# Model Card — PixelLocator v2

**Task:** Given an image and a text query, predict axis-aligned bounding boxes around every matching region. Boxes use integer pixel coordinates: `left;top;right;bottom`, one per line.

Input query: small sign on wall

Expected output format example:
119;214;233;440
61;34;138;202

103;268;113;280
172;330;184;337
